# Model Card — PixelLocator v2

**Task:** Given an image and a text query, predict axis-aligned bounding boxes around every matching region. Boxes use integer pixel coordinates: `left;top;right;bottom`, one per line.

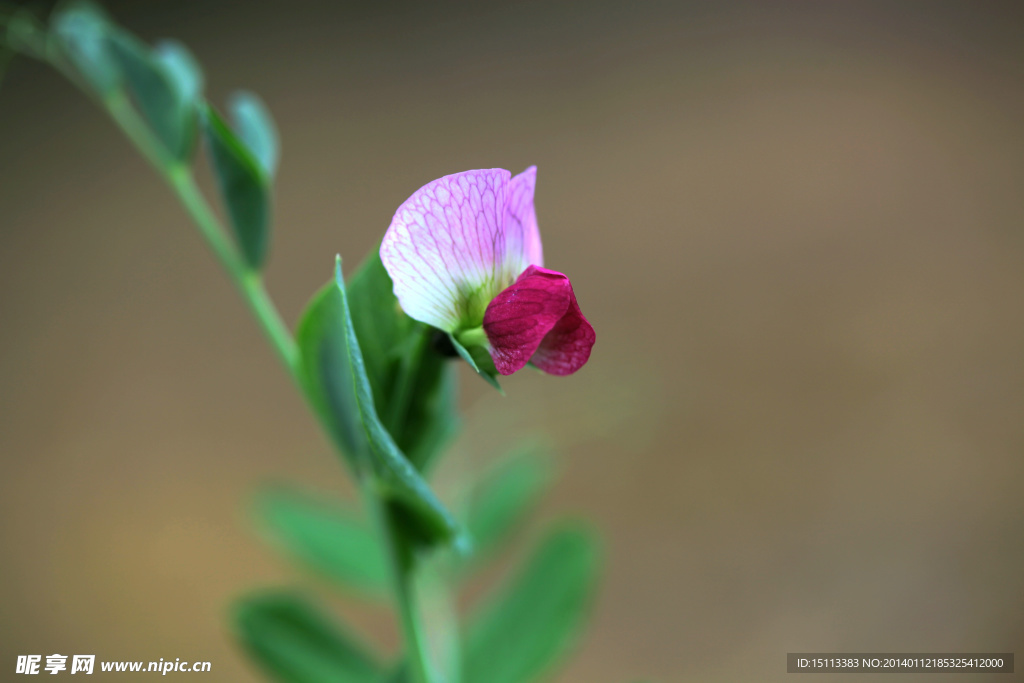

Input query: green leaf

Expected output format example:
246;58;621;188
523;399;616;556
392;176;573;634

296;257;462;549
51;2;119;94
202;103;271;269
448;333;503;393
106;30;196;159
229;91;279;177
233;591;384;683
346;251;409;405
253;488;387;595
462;526;601;683
399;350;458;472
153;39;203;103
463;442;554;560
347;251;459;471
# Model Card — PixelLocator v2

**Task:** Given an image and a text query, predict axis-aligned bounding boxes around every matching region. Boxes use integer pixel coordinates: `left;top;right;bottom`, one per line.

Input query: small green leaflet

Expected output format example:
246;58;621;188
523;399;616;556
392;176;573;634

229;91;279;178
462;441;554;562
106;29;200;160
253;487;387;596
462;525;601;683
51;2;120;95
203;103;271;269
233;591;384;683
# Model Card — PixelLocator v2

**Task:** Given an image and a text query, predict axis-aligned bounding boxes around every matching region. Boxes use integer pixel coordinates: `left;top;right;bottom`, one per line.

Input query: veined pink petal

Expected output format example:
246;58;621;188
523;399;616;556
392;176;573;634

381;167;545;332
381;169;511;331
483;266;594;376
504;166;544;276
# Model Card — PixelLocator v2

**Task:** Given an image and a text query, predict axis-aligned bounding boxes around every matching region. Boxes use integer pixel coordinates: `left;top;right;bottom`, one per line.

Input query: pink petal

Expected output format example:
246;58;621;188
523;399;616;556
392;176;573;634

483;266;594;376
530;280;595;376
381;167;547;333
505;166;544;272
381;169;511;331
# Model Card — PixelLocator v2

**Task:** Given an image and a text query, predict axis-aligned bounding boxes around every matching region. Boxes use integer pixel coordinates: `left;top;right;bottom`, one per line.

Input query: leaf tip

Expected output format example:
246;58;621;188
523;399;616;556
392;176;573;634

334;254;344;284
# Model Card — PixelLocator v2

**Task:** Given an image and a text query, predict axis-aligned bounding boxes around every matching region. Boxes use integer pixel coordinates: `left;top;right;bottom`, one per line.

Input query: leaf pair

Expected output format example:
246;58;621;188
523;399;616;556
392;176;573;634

297;258;462;550
247;446;596;683
53;3;201;159
53;3;201;155
235;526;598;683
51;2;277;271
253;443;553;597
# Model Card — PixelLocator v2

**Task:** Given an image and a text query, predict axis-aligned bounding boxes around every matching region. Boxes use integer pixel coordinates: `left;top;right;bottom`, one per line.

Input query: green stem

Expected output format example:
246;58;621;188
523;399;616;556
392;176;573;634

93;62;436;683
7;32;440;679
104;91;300;381
369;493;437;683
168;167;300;376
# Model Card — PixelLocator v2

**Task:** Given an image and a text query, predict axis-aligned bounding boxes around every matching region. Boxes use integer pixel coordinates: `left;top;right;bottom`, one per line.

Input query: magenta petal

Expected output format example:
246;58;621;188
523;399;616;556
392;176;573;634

530;282;595;376
483;266;572;375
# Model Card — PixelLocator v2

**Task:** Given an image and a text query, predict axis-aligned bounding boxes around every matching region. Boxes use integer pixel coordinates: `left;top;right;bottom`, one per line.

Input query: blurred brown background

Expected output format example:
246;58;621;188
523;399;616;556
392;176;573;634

2;1;1023;681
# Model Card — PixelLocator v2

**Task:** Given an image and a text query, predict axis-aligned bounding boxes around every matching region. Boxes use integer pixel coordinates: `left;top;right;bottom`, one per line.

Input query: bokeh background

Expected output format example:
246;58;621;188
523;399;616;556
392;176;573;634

2;1;1023;681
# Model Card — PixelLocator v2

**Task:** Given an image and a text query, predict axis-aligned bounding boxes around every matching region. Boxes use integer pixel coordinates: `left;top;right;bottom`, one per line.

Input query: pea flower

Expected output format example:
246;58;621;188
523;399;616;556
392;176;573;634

380;167;595;377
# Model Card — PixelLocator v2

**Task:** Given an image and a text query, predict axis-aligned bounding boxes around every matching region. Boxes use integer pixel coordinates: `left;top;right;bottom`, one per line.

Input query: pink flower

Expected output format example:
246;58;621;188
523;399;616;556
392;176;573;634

380;167;594;376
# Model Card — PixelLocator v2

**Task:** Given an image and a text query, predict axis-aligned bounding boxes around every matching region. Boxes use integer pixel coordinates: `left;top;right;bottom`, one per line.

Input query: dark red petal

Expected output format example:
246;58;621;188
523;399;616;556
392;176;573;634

483;266;572;375
530;278;595;376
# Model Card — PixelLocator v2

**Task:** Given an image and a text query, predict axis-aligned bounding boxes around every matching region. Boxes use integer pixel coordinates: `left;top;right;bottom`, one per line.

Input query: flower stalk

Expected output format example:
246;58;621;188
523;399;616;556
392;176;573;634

14;39;439;683
128;86;441;683
369;495;438;683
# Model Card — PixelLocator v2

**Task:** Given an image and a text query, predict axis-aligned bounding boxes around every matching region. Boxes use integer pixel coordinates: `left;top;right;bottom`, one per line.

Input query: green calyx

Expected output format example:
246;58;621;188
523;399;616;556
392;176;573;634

449;326;503;393
455;325;488;350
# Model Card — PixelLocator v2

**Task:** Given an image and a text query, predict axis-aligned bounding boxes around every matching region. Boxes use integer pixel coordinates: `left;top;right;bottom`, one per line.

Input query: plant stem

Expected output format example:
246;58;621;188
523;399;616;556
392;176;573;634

95;66;438;683
369;494;437;683
1;29;442;680
104;91;301;381
168;167;300;376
